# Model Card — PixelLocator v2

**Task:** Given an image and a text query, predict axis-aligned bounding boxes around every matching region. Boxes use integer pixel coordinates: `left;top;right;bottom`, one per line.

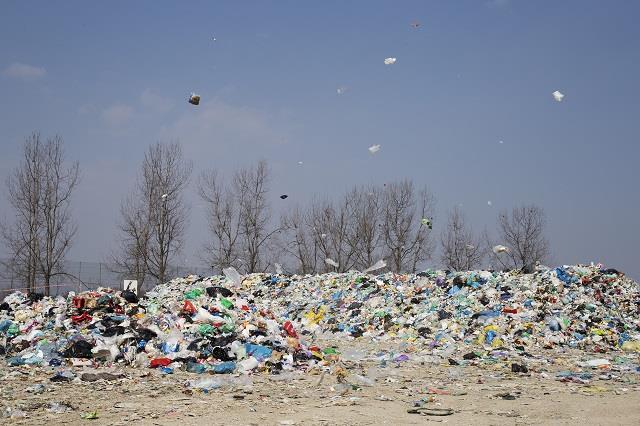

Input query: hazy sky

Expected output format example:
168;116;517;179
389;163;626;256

1;1;639;278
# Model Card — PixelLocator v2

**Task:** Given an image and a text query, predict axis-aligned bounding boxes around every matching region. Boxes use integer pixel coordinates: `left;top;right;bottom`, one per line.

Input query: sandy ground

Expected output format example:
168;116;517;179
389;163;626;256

2;342;639;426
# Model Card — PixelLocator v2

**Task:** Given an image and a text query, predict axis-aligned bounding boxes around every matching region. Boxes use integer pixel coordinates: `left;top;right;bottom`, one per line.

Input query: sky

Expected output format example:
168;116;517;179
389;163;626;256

0;0;639;279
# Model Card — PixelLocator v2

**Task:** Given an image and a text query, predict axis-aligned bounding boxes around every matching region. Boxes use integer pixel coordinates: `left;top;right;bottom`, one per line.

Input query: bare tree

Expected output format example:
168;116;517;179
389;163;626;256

197;170;242;273
199;161;279;274
308;197;357;273
381;180;435;273
279;205;318;274
39;137;80;294
1;133;79;295
2;133;44;292
233;161;280;273
440;207;483;271
114;142;191;289
345;185;383;271
112;194;149;288
491;204;550;270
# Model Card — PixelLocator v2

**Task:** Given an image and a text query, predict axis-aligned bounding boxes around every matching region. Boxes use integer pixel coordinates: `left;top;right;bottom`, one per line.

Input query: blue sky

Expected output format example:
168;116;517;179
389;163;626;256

1;0;639;278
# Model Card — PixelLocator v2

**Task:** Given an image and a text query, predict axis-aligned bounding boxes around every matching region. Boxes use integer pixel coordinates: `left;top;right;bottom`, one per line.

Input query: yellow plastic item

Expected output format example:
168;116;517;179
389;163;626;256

622;341;640;352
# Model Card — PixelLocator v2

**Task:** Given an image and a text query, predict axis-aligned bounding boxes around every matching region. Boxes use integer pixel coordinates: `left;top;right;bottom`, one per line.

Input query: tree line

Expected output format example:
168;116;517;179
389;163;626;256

2;135;550;294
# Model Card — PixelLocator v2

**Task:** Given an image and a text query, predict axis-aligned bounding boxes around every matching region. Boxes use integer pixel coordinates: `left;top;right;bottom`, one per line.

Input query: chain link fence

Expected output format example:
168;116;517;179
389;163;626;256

0;260;213;298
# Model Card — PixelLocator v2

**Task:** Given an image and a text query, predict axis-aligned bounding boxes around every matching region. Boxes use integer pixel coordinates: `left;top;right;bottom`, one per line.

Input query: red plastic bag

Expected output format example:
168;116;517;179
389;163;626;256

150;358;172;368
182;300;197;315
283;320;298;338
71;312;92;324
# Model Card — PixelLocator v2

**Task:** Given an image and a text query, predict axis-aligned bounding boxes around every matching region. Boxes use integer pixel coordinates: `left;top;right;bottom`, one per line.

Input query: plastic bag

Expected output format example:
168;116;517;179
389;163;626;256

325;258;339;268
223;267;243;286
493;245;509;254
363;259;386;274
188;92;201;105
552;90;564;102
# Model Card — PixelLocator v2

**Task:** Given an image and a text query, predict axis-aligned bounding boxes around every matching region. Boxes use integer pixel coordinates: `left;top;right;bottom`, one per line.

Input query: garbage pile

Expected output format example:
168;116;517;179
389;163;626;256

1;265;639;382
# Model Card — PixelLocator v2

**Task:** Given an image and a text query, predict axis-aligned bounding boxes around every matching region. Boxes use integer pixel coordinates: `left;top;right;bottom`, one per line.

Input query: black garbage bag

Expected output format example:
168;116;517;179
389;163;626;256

135;327;158;341
27;292;44;303
206;286;233;298
121;290;139;303
210;346;235;361
63;340;94;358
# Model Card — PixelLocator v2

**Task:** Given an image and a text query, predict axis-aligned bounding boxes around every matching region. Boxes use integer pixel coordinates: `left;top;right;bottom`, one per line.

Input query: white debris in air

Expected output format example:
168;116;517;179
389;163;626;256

336;87;348;95
384;57;397;65
368;144;381;154
325;258;339;268
487;201;492;206
552;90;565;102
493;245;509;254
161;194;168;200
363;259;386;274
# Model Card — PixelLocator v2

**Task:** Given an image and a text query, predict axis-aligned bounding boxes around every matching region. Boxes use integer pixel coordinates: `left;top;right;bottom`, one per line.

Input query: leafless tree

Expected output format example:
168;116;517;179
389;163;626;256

1;133;79;295
197;170;242;273
440;207;483;271
39;137;80;294
344;185;383;271
381;180;436;273
490;204;550;270
112;194;150;288
308;197;357;273
279;205;318;274
199;161;279;274
233;161;280;273
114;142;191;289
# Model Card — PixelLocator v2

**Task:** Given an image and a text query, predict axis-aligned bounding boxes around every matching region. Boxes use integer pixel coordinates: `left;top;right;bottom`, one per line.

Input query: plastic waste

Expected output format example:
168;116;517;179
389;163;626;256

384;57;397;65
493;245;509;254
363;259;386;274
223;267;243;286
368;144;381;154
188;93;201;105
189;375;253;391
47;402;73;414
325;258;339;268
552;90;564;102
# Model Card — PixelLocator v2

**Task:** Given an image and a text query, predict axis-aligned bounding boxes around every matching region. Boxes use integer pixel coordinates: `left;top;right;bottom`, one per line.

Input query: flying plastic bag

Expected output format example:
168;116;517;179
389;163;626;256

421;218;432;229
363;259;386;274
223;267;242;286
368;144;381;154
384;57;397;65
188;93;201;105
274;263;283;274
493;245;509;254
552;90;564;102
325;258;339;268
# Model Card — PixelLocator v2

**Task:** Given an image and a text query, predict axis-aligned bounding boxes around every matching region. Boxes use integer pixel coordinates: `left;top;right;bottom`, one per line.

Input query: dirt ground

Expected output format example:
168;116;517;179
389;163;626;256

2;342;639;426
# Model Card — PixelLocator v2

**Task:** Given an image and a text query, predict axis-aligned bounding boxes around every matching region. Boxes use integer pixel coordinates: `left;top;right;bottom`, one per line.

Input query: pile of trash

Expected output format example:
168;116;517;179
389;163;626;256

1;264;639;383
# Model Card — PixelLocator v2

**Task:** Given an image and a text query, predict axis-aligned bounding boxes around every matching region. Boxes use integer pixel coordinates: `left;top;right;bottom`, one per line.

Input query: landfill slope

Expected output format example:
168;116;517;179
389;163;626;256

1;264;640;423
